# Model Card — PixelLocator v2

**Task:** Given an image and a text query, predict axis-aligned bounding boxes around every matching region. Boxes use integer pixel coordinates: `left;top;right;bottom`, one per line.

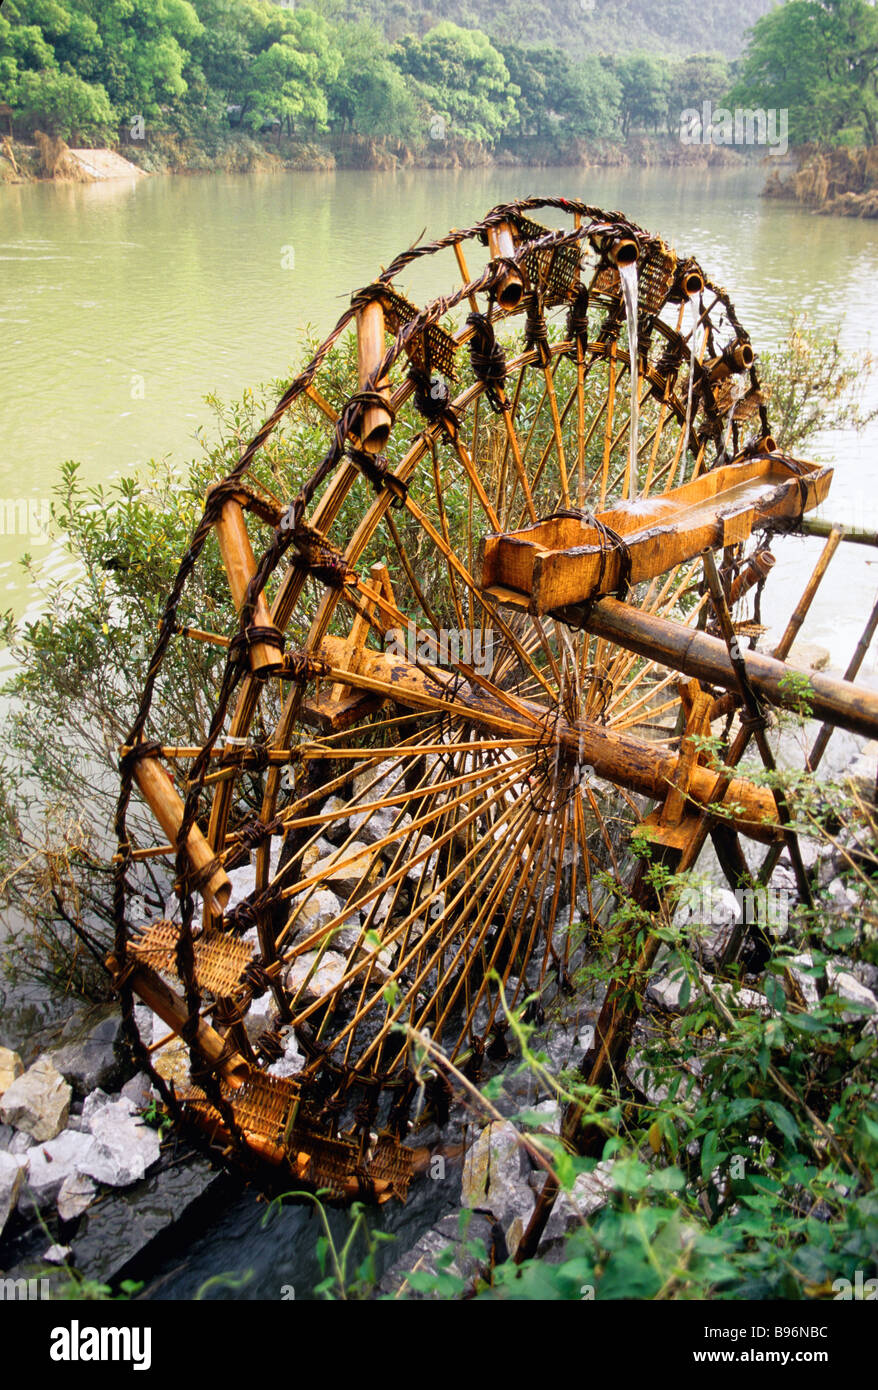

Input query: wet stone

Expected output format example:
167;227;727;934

51;1007;126;1097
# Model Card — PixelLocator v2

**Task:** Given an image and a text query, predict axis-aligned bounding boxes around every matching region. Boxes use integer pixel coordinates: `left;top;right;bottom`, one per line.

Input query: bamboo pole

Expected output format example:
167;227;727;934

702;548;814;907
571;594;878;742
798;518;878;548
355;297;392;453
132;756;231;913
774;528;843;658
312;634;782;839
107;955;246;1082
209;489;283;675
486;220;525;309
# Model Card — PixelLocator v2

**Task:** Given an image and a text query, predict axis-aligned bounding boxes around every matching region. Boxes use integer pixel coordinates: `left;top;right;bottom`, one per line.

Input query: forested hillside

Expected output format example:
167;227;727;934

334;0;775;58
1;1;874;156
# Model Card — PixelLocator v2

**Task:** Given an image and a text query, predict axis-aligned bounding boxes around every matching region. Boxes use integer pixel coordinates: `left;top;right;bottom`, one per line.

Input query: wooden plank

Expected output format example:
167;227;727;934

479;456;832;613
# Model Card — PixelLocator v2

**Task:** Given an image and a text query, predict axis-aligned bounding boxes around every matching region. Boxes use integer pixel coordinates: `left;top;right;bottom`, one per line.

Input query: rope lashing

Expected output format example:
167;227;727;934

408;365;459;437
346;445;408;508
565;284;590;353
524;291;551;367
282;649;331;683
288;522;348;589
543;508;633;601
466;311;507;413
227;624;286;669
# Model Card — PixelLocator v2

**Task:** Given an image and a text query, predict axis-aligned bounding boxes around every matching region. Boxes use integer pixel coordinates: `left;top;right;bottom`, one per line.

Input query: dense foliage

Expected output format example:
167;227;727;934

2;0;875;152
0;0;737;148
729;0;878;148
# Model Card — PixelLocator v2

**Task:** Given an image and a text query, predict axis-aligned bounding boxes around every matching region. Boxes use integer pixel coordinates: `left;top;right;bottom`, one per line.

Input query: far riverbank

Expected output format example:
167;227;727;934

1;130;751;185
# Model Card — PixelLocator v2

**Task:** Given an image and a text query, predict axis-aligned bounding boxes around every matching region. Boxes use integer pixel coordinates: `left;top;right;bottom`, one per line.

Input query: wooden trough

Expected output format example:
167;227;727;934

478;454;832;614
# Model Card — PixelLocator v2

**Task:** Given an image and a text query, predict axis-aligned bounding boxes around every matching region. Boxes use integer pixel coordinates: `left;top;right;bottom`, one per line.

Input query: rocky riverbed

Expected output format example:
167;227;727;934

1;647;876;1299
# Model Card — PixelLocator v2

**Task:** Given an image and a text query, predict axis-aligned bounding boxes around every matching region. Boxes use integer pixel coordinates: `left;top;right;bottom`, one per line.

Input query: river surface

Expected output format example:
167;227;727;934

2;160;878;1297
3;163;878;669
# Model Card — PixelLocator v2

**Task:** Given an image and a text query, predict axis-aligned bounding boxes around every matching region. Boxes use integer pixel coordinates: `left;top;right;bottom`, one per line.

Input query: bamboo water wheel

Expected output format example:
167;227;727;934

111;197;878;1210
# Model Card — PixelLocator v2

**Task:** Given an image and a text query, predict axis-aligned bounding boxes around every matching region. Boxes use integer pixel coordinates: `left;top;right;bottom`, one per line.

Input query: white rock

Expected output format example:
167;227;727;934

0;1056;71;1142
266;1030;305;1080
226;861;257;908
19;1129;98;1211
242;994;276;1047
827;963;878;1021
543;1161;616;1239
319;796;351;844
82;1089;113;1126
285;950;348;1000
8;1130;35;1155
120;1071;154;1109
523;1099;561;1131
827;877;858;911
349;806;412;846
43;1243;72;1265
647;969;693;1012
286;888;342;942
353;759;401;801
81;1096;161;1187
0;1149;26;1235
786;953;821;1008
786;642;830;672
57;1171;97;1221
301;837;337;875
627;1051;672;1106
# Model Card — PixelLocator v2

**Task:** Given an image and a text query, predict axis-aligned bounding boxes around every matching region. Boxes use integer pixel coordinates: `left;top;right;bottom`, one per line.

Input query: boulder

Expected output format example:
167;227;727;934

541;1162;616;1241
285;950;348;1000
381;1211;499;1299
286;888;342;943
301;837;336;876
352;759;400;802
19;1129;98;1211
826;963;878;1022
0;1056;71;1142
81;1089;113;1125
42;1244;72;1265
57;1172;97;1222
82;1097;161;1187
120;1071;154;1109
0;1149;26;1235
266;1029;305;1080
310;841;381;898
349;806;412;847
786;642;830;672
647;968;693;1013
51;1008;126;1097
318;796;351;845
461;1120;528;1222
0;1046;24;1099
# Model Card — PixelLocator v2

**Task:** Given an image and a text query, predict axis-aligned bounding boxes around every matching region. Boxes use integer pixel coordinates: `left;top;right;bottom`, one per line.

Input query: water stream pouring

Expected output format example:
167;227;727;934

618;261;640;501
680;287;703;485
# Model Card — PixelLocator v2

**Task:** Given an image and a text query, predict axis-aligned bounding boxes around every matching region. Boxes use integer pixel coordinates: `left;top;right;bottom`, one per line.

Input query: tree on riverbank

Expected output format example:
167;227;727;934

729;0;878;148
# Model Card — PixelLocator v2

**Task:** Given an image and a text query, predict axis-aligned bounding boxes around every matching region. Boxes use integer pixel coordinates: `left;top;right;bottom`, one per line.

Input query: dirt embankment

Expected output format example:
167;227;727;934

764;146;878;218
1;129;747;184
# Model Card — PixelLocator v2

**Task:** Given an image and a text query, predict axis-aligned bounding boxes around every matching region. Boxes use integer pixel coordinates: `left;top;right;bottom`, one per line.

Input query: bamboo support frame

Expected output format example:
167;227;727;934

131;755;231;913
210;488;283;675
356;296;392;453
